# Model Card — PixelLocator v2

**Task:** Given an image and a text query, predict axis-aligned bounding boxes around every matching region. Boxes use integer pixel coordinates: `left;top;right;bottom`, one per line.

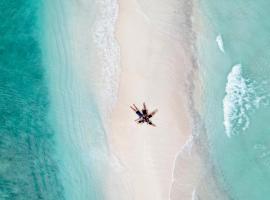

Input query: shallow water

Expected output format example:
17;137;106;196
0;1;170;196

0;0;110;199
198;1;270;199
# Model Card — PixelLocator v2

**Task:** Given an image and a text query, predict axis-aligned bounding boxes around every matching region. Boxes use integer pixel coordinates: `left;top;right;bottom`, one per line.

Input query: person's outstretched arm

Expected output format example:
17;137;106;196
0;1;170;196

148;120;156;127
148;109;158;118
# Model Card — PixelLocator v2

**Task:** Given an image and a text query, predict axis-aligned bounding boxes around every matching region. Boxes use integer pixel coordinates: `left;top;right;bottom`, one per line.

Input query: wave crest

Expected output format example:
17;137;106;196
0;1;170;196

216;34;225;53
223;64;268;138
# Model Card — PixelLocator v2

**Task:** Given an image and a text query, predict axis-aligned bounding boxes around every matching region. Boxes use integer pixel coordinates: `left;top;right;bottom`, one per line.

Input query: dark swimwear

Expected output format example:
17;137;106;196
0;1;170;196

136;111;143;117
142;109;147;115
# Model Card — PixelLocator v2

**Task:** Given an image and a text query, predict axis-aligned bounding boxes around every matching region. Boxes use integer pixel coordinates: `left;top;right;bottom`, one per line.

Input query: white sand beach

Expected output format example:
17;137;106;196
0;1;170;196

106;0;204;199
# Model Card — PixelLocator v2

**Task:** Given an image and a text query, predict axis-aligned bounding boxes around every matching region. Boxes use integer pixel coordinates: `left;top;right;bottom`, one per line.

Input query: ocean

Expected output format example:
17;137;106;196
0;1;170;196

0;0;64;199
0;0;116;199
198;0;270;199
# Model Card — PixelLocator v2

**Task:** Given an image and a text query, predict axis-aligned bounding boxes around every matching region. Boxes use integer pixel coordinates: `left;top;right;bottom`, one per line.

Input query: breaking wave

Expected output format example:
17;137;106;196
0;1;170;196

216;34;225;53
223;64;269;138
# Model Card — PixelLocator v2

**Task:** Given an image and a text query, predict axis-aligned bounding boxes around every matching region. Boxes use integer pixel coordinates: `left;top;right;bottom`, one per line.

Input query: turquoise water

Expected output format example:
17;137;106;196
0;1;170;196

199;1;270;199
0;1;64;199
42;0;107;200
0;0;107;199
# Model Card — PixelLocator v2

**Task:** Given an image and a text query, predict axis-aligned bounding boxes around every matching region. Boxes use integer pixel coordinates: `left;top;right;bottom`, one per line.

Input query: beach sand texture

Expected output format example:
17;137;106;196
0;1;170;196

106;0;204;199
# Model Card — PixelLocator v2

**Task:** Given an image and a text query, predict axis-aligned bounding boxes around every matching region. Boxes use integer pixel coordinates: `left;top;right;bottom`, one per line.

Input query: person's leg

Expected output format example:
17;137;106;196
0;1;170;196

135;117;141;121
133;104;139;111
132;104;143;117
130;106;137;112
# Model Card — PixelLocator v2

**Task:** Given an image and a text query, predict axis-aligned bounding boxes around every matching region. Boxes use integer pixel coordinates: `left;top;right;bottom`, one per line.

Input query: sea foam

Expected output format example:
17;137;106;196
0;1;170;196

192;189;199;200
223;64;268;138
93;0;120;120
223;64;248;138
216;34;225;53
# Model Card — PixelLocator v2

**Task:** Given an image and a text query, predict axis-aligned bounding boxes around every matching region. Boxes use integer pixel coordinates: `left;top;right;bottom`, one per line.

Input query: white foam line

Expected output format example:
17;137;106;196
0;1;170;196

223;64;244;138
192;188;198;200
181;135;194;155
93;0;121;120
169;135;194;200
216;34;225;53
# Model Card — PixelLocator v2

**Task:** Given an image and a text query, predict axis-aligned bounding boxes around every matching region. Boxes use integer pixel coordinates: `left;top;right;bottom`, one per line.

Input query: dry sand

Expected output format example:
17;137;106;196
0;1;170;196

106;0;203;199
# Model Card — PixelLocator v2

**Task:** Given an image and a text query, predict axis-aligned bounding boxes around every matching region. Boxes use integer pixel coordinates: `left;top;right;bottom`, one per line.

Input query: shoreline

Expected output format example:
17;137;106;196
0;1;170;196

188;1;230;199
42;1;111;199
106;0;205;199
92;0;121;123
106;0;233;199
